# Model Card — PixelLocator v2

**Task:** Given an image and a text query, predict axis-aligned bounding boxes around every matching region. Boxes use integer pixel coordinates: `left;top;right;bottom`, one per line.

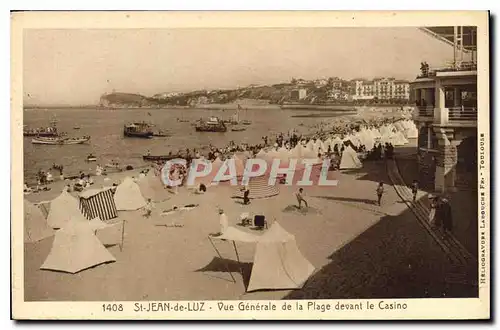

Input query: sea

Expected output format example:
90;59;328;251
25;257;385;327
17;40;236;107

23;107;356;183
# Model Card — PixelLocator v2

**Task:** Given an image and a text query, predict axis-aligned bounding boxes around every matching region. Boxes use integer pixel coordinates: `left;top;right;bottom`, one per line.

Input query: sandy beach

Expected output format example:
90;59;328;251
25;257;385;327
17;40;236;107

23;138;477;301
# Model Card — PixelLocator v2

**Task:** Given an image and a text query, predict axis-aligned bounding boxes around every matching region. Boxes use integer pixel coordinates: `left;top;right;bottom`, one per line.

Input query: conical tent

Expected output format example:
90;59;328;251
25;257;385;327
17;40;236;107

24;199;53;243
138;169;169;202
114;177;146;211
247;222;315;292
40;217;116;274
47;190;86;229
339;146;362;170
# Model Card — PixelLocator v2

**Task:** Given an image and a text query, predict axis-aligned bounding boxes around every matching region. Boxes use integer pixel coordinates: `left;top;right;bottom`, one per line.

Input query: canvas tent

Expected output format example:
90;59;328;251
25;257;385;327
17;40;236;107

247;222;315;292
208;222;315;292
40;217;116;273
114;177;147;211
137;169;169;202
24;199;53;243
47;190;86;229
339;146;362;170
233;175;280;199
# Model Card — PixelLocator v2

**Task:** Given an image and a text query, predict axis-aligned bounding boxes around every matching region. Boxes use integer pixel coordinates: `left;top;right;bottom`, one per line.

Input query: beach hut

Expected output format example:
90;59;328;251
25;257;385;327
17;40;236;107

79;187;118;221
24;199;54;243
40;217;116;274
339;145;362;170
233;175;280;199
114;177;146;211
47;190;87;229
137;169;169;202
247;222;315;292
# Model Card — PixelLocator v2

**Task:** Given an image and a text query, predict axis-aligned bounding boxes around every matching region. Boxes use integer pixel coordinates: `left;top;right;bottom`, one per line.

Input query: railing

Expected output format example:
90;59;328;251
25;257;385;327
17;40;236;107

417;106;434;117
448;106;478;122
417;61;477;78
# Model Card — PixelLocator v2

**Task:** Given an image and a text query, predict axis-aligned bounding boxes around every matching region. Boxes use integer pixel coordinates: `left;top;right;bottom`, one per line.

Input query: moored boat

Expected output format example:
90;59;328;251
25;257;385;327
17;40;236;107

142;154;183;162
31;136;91;145
124;122;154;138
86;154;97;162
195;117;227;132
231;126;246;132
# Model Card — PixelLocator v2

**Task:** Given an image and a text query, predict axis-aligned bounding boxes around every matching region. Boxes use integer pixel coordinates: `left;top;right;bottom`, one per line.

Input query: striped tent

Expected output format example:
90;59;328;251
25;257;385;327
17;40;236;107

79;187;118;221
233;175;280;199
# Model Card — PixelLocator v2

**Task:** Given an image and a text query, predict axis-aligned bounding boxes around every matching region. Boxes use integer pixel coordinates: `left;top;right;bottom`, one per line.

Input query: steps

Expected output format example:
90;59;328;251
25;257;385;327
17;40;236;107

386;158;476;267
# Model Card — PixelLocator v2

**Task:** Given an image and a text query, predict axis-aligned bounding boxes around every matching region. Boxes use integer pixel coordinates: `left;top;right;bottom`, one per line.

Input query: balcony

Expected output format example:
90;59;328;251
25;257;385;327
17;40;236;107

447;106;478;123
417;62;478;79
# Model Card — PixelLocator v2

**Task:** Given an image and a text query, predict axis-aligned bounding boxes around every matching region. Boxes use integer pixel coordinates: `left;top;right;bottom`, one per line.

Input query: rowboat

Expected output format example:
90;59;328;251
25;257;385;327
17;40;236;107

143;154;183;162
86;154;97;162
31;136;90;145
231;126;246;132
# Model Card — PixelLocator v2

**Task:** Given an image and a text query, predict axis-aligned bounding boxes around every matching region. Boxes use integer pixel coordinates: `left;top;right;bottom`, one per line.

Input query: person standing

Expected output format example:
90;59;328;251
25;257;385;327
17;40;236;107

428;195;438;228
441;198;453;236
242;185;250;205
411;180;419;202
219;208;228;234
296;188;309;209
376;182;384;206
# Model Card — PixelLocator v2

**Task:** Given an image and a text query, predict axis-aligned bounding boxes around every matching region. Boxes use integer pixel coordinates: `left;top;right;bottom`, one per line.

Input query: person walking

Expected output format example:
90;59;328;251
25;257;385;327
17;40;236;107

242;185;250;205
441;198;453;236
144;198;154;218
428;194;438;228
218;208;228;234
411;180;419;202
296;188;309;209
376;182;384;206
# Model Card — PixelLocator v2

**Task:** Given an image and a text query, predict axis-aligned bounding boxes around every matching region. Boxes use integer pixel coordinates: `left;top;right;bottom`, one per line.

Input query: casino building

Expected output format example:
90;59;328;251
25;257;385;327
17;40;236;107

410;27;478;193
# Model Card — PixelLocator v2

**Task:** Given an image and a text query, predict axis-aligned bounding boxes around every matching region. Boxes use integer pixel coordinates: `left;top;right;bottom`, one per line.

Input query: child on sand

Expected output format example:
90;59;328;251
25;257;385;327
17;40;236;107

144;198;154;218
376;182;384;206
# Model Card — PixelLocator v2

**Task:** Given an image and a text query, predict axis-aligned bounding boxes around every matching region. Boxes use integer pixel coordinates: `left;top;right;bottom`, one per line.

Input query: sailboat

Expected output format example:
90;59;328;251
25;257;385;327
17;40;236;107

238;104;252;125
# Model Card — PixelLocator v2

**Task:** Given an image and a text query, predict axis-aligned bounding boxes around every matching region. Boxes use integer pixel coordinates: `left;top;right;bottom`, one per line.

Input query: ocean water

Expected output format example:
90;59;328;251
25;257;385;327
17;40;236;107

22;107;353;183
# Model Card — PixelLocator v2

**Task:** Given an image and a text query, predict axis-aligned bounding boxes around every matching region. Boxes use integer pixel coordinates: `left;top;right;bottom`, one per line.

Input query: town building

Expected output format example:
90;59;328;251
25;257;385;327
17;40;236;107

290;88;308;101
350;78;410;101
410;26;477;192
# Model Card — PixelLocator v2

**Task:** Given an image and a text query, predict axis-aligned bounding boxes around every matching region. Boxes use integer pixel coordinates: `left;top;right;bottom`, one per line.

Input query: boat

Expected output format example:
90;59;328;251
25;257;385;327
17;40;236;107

105;162;121;169
73;126;81;130
86;154;97;162
31;136;91;145
231;126;246;132
124;122;154;138
143;154;183;162
153;130;170;137
195;117;227;132
241;120;252;125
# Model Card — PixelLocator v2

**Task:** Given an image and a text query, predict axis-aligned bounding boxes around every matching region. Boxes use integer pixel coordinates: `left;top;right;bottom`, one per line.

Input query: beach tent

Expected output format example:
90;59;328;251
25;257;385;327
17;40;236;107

47;190;86;229
79;187;118;221
114;176;146;211
246;222;315;292
233;175;280;199
40;217;116;274
24;199;54;243
137;169;169;202
339;145;362;170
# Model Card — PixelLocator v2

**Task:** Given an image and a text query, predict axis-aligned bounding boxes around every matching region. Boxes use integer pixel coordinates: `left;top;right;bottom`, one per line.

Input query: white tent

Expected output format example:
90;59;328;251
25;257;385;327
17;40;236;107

247;222;315;292
114;176;146;211
339;146;362;170
46;190;86;229
40;217;116;273
138;169;169;202
24;199;53;243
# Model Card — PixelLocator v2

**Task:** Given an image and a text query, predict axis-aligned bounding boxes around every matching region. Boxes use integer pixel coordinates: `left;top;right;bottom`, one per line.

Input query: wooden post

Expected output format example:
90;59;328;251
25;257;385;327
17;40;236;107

208;236;236;283
232;241;245;291
120;220;126;252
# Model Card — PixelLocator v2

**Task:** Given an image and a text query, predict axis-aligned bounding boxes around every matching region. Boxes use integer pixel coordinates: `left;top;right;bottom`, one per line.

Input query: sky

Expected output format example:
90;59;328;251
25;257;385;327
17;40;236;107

23;27;455;106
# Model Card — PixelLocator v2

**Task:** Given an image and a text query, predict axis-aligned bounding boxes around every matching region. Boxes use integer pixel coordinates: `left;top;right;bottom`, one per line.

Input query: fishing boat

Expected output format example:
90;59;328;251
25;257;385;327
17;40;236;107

195;117;227;132
31;136;91;145
124;122;154;138
143;154;183;162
